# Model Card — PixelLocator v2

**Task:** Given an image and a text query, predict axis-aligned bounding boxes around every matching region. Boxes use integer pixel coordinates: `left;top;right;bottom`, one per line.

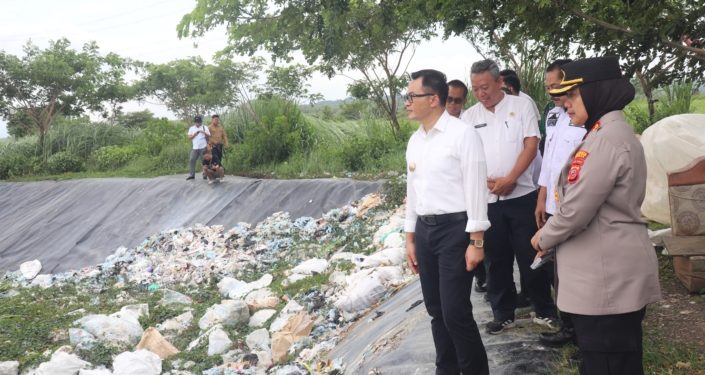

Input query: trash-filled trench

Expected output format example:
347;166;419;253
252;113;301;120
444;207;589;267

0;191;560;375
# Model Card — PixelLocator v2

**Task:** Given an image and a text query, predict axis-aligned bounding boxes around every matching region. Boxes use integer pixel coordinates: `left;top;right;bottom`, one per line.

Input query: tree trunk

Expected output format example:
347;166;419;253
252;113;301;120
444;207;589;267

636;70;656;124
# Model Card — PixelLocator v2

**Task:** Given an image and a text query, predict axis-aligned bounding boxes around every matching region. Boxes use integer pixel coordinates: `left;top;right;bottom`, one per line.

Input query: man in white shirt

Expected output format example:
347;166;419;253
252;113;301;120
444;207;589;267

535;59;585;347
404;69;490;374
461;60;557;335
186;115;210;180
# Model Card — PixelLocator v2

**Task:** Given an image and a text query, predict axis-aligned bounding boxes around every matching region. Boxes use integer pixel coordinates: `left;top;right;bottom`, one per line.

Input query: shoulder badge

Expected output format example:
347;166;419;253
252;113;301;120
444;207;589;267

567;150;589;184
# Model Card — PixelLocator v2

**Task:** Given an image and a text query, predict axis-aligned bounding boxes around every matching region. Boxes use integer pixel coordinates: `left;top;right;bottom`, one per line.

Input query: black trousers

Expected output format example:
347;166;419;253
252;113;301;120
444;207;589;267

485;191;556;321
211;144;224;165
416;215;489;375
570;308;646;375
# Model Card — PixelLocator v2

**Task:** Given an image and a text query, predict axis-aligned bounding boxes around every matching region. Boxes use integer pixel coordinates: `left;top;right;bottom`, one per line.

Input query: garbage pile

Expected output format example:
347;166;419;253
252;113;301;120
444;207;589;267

0;193;413;375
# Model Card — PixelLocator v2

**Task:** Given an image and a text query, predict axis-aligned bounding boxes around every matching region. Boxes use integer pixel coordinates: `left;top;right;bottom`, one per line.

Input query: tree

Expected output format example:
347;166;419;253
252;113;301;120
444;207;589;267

177;0;434;136
115;110;156;129
0;38;135;151
426;0;705;122
258;64;323;105
138;57;258;121
6;109;35;138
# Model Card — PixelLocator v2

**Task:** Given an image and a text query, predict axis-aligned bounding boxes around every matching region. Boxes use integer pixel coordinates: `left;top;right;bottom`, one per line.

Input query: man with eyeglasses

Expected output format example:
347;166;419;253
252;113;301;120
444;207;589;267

446;80;468;118
461;59;558;335
404;69;490;374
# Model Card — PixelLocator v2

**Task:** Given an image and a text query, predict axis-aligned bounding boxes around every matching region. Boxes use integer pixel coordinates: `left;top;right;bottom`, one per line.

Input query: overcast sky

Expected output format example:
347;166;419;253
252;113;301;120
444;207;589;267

0;0;483;138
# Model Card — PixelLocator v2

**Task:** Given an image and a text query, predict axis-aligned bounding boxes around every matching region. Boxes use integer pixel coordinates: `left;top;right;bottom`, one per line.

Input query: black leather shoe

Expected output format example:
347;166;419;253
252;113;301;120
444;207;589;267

474;282;487;293
539;327;575;347
186;175;195;180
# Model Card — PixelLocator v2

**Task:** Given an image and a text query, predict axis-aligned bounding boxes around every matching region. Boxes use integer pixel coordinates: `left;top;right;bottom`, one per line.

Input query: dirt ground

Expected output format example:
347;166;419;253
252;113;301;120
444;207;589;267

644;254;705;374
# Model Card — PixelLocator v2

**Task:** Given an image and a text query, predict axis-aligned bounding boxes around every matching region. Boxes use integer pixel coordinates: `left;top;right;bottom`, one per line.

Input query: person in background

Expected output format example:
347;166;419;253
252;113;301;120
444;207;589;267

532;56;661;375
202;145;224;184
186;115;210;180
499;69;541;309
405;69;490;374
446;80;469;118
534;58;583;348
208;114;229;169
462;59;557;335
447;79;488;294
501;74;521;96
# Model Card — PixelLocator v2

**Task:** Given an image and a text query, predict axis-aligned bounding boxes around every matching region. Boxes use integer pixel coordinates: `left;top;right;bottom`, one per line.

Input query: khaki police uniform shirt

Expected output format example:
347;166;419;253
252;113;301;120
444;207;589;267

538;111;661;315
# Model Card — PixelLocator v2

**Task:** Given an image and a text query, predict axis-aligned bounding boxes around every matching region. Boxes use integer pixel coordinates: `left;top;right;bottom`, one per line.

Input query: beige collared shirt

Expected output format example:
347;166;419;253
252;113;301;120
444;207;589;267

404;111;491;233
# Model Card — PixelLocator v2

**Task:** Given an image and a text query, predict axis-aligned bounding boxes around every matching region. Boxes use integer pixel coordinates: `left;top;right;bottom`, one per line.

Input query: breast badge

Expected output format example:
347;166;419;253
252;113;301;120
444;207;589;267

409;162;416;172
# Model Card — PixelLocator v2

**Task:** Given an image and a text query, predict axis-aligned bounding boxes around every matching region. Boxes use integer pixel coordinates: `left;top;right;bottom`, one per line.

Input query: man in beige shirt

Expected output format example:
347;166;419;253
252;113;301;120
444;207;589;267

208;114;229;167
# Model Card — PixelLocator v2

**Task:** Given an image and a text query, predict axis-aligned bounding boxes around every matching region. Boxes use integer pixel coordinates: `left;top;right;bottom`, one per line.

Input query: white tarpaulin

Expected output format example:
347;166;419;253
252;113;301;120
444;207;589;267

640;114;705;224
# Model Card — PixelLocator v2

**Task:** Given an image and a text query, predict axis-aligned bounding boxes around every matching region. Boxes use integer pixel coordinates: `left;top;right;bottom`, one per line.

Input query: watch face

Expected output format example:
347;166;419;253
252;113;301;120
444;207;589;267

473;240;484;248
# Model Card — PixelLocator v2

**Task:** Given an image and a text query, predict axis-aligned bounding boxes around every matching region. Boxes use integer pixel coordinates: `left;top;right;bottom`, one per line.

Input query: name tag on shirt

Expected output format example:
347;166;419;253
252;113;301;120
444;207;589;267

474;123;487;128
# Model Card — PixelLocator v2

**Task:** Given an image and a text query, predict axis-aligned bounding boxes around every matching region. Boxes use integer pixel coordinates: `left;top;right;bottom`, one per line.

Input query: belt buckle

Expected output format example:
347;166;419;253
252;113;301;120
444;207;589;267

425;215;437;225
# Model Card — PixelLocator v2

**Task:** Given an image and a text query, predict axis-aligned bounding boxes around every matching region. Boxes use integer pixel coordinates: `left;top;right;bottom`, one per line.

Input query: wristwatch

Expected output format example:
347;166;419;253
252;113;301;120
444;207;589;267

469;239;484;248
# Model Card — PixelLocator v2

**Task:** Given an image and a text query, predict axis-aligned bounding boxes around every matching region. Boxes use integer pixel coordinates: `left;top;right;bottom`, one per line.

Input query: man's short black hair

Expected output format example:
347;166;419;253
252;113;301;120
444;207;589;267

447;79;468;98
503;74;521;94
546;59;573;73
499;69;518;78
411;69;449;106
211;114;220;118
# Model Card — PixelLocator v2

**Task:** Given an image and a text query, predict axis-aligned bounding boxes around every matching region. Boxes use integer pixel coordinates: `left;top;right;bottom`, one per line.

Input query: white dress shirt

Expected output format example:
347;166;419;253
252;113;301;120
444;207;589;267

188;125;210;150
461;94;540;202
519;91;541;120
404;111;491;233
538;106;586;214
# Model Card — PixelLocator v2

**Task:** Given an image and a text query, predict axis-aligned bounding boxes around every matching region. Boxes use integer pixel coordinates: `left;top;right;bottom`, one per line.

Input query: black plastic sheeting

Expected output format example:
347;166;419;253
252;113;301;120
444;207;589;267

329;278;558;374
0;175;383;273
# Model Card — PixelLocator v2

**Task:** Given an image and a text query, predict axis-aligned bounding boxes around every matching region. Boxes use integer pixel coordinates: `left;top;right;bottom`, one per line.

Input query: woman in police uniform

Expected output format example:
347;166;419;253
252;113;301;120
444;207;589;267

530;56;661;375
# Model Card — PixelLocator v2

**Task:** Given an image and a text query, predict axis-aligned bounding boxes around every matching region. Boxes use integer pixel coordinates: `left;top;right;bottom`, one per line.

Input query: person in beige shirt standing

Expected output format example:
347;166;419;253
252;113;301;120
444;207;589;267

531;56;661;375
208;114;229;170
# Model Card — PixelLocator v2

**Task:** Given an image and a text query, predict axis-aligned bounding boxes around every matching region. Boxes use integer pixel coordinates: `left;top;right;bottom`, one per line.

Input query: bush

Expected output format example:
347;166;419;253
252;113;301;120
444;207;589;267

337;118;410;172
229;97;314;168
92;145;138;171
131;119;187;156
46;151;84;174
0;138;42;179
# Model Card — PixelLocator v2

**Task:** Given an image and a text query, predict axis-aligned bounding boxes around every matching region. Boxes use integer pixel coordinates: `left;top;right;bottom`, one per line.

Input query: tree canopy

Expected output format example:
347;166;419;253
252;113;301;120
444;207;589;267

177;0;435;134
425;0;705;119
0;38;135;145
138;57;259;121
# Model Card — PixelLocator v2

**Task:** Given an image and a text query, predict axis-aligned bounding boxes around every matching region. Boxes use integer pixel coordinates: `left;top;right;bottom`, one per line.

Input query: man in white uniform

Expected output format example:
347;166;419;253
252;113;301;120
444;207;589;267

535;59;586;347
462;60;557;334
405;69;490;374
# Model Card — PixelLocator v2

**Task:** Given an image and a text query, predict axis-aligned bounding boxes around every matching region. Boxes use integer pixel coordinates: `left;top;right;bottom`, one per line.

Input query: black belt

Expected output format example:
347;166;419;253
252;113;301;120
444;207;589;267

417;212;467;226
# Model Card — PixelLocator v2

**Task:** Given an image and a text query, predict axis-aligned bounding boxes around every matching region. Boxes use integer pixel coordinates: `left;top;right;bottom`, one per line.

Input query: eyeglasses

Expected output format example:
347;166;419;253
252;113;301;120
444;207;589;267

403;92;436;103
447;96;465;105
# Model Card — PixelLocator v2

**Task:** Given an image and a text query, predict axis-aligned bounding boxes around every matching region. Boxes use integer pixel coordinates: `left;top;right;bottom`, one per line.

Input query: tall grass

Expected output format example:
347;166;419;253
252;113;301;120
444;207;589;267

625;81;698;133
43;119;137;160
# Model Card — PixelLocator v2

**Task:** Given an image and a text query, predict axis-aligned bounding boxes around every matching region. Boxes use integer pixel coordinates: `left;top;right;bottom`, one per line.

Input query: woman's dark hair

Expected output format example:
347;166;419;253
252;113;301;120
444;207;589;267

411;69;449;106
